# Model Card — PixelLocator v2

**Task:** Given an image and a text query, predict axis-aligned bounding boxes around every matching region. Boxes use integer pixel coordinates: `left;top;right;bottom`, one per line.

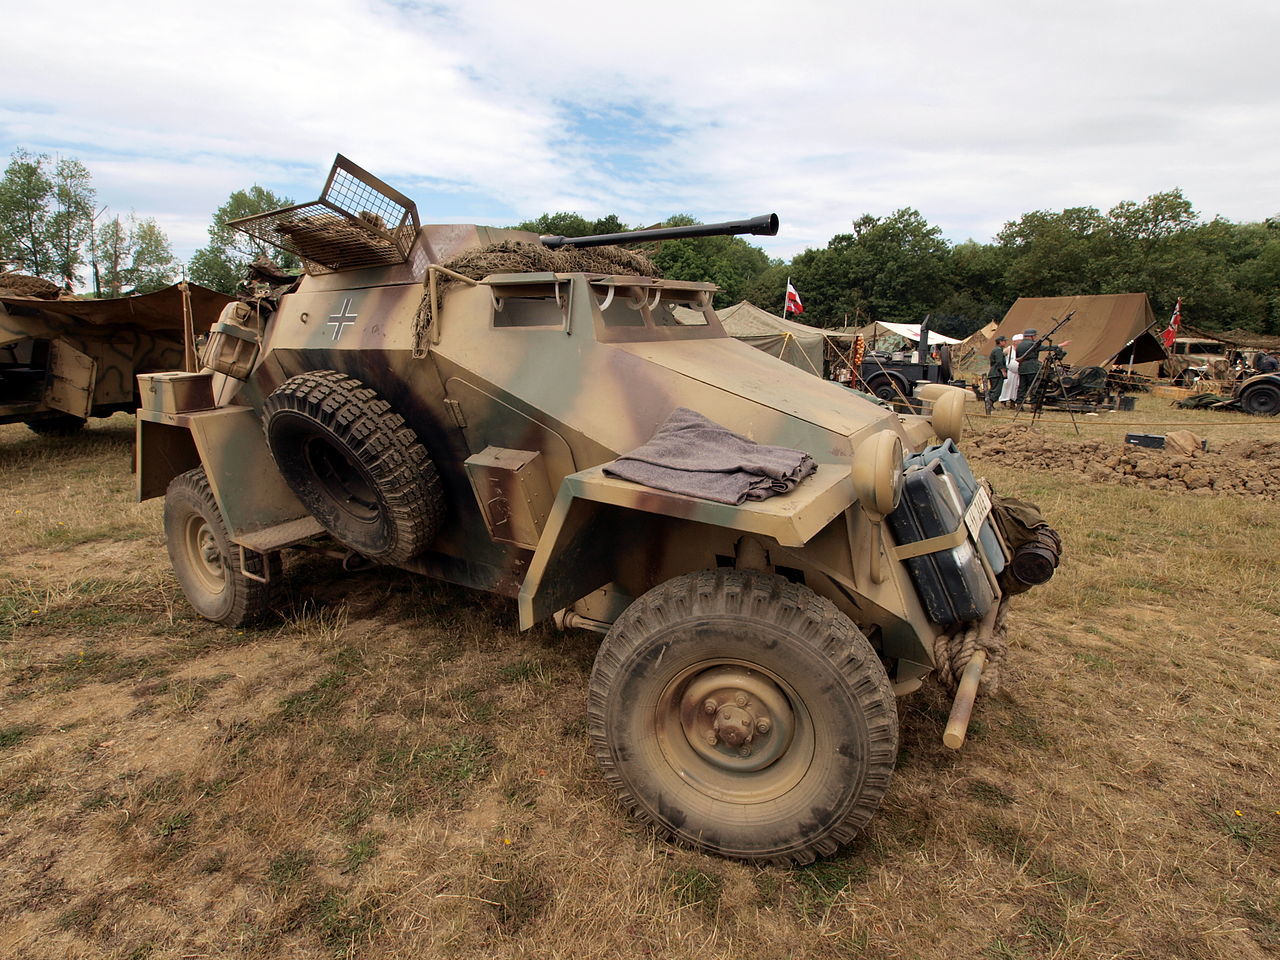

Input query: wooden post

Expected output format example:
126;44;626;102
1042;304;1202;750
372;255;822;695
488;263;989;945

943;649;987;749
180;281;196;373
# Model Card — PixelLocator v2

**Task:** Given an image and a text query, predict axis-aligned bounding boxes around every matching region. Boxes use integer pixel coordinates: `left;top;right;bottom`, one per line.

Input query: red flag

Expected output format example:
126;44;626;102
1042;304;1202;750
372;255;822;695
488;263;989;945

1160;297;1182;348
785;282;804;315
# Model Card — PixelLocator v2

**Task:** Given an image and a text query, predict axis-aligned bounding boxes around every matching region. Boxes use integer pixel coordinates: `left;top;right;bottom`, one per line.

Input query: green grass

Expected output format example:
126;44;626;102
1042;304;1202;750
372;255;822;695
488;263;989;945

666;867;722;915
340;833;379;874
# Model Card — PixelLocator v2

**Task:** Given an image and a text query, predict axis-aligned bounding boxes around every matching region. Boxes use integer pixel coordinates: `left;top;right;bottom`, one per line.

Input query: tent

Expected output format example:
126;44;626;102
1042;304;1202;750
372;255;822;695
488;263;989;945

0;282;231;341
676;301;828;375
846;321;961;353
951;321;1000;378
993;294;1167;377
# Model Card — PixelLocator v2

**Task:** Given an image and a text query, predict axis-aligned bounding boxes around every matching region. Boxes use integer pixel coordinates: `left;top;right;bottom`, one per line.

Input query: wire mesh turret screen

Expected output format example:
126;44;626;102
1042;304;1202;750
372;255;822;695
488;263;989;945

229;156;420;274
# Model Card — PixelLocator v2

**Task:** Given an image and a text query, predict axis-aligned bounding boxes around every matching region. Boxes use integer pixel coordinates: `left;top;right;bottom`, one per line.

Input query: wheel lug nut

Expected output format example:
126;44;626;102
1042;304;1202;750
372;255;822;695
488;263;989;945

738;745;752;757
706;733;718;746
703;699;718;714
734;694;748;707
756;719;771;734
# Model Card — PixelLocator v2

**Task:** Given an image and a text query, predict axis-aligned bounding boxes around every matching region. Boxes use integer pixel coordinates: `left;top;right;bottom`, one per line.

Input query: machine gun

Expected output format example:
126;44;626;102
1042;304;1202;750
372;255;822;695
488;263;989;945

1016;311;1076;419
539;213;779;249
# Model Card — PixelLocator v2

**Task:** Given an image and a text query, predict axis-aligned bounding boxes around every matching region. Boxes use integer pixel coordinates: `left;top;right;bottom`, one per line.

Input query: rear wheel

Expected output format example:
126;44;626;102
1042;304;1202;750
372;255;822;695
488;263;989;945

27;414;86;436
588;570;898;865
865;375;905;403
164;468;278;626
1240;382;1280;416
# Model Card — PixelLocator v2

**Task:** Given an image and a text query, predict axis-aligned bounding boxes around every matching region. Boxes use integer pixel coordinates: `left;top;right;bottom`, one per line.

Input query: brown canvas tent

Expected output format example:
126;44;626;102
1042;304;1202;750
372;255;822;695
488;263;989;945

0;283;230;339
992;294;1167;377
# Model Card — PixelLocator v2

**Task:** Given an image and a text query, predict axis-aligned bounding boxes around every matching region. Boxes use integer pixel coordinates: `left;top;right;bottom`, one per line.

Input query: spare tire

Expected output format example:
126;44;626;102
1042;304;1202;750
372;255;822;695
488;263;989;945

263;370;444;563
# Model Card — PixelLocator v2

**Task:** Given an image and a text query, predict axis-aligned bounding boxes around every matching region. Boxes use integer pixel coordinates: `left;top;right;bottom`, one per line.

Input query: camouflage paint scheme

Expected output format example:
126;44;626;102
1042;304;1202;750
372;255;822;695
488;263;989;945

1;285;229;428
138;220;1002;690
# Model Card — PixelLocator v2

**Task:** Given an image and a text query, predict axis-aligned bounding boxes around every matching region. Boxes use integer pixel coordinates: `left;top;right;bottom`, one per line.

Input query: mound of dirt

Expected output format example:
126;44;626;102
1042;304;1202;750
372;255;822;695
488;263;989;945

0;273;61;299
969;425;1280;499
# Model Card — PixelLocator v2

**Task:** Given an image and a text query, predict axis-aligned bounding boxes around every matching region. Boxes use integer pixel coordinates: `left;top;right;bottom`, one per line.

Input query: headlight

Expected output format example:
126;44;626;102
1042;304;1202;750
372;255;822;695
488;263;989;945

851;430;904;519
928;386;967;444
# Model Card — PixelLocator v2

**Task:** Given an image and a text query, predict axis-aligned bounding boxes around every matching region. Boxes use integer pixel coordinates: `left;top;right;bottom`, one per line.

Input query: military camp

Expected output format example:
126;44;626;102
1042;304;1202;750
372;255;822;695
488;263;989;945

2;5;1279;959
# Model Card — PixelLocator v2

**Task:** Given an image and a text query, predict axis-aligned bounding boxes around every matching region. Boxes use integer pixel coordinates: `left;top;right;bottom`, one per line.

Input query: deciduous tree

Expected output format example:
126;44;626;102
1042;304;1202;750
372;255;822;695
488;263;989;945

189;186;299;293
47;157;96;289
0;149;55;279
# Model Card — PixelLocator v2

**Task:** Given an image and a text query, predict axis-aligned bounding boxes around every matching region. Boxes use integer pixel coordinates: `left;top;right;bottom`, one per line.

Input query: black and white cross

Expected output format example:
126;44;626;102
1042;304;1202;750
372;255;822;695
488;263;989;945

326;298;359;341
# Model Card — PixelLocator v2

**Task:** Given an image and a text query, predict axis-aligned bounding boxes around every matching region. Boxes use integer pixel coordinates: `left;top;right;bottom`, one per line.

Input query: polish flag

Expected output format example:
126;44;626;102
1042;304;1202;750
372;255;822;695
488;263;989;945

785;282;804;315
1160;297;1182;348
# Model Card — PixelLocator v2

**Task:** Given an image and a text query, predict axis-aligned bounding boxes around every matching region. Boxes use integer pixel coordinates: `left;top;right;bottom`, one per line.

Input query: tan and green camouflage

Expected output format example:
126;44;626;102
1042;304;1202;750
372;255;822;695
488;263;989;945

134;157;1032;689
0;283;229;432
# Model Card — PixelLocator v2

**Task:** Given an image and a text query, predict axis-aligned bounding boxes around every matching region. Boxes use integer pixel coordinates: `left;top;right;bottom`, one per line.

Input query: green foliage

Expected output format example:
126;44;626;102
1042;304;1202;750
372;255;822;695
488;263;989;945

649;214;772;308
508;197;1280;335
0;149;58;280
47;157;96;288
188;186;300;294
516;211;628;238
0;149;180;295
787;208;953;328
95;214;178;295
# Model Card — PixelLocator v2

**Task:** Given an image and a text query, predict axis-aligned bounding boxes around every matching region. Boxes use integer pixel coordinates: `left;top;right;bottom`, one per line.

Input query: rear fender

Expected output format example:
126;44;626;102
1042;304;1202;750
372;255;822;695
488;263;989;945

136;404;316;547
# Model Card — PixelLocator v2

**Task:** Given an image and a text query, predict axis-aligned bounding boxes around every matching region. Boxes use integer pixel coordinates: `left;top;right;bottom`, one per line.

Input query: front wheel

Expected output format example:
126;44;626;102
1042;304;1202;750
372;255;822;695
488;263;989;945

588;571;898;865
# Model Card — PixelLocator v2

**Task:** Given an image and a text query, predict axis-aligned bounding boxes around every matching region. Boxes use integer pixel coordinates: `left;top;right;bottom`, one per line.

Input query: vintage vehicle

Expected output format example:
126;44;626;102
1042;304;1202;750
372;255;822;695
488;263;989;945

0;281;227;435
136;156;1059;865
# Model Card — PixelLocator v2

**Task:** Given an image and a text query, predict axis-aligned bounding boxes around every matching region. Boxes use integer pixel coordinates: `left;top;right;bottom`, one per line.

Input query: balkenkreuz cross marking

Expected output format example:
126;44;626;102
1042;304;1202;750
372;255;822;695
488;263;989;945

326;298;359;341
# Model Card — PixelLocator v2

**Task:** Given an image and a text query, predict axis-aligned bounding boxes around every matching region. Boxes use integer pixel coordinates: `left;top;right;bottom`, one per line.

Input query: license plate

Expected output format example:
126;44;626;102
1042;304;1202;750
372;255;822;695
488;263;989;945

963;485;992;542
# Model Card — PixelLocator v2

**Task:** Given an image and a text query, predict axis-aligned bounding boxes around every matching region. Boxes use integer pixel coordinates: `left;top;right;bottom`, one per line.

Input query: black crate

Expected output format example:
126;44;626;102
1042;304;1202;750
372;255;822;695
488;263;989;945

1125;433;1165;449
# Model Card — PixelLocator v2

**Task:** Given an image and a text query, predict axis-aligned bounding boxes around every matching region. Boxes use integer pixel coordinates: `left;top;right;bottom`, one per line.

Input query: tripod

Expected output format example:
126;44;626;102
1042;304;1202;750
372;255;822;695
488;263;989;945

1015;347;1080;434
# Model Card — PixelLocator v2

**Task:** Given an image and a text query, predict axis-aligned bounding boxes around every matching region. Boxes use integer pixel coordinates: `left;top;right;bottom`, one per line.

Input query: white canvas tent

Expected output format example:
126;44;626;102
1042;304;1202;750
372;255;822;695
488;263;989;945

848;321;961;352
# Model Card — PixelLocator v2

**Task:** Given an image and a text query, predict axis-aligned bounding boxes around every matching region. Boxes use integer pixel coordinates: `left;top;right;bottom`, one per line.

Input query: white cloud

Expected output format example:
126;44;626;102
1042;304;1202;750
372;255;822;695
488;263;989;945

2;0;1277;262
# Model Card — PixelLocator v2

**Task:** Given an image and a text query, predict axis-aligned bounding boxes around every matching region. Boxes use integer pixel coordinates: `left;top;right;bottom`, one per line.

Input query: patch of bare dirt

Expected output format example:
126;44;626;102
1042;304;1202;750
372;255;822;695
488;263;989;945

970;424;1280;498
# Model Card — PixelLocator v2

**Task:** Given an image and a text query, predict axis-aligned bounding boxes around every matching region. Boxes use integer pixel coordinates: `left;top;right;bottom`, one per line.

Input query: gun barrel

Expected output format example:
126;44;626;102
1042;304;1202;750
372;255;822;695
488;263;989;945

540;213;779;250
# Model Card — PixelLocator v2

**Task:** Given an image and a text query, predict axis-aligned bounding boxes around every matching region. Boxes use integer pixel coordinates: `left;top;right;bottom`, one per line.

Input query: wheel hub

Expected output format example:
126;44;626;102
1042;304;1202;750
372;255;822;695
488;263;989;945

676;665;794;772
184;516;226;594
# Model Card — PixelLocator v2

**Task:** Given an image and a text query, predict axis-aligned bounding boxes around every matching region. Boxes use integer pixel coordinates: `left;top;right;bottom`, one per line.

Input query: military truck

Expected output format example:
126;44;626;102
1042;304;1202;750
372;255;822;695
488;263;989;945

136;156;1060;865
0;281;229;435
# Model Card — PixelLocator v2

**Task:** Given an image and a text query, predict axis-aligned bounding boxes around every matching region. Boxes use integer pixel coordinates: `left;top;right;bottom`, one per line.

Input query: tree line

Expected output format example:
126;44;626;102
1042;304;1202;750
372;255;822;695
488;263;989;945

0;149;179;296
520;193;1280;338
5;147;1276;337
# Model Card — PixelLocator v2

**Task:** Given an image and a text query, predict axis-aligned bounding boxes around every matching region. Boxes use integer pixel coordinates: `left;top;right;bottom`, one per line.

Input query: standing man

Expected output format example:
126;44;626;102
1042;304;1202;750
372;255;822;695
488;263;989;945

986;335;1008;414
1015;328;1041;404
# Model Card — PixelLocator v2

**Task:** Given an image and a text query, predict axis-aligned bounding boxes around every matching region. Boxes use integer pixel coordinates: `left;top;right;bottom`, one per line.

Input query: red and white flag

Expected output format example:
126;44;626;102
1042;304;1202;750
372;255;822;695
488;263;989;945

1160;297;1182;348
785;281;804;315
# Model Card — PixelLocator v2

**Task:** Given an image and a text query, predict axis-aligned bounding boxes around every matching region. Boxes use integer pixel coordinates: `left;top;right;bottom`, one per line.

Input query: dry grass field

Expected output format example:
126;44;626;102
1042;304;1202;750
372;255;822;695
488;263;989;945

1;397;1278;960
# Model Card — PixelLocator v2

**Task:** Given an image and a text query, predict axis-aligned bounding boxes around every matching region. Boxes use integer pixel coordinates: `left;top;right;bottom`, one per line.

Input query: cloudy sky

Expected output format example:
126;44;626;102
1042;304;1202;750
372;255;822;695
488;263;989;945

2;0;1276;262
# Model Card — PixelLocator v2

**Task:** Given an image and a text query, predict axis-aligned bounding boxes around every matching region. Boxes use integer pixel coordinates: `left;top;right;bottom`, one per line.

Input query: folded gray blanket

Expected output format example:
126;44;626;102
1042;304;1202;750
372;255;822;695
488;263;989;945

603;407;817;505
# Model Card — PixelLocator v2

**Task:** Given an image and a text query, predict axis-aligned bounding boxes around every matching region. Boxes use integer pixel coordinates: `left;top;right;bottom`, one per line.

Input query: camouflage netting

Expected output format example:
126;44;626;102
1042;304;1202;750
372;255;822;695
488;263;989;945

274;217;400;265
0;273;62;299
969;424;1280;499
441;241;660;283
